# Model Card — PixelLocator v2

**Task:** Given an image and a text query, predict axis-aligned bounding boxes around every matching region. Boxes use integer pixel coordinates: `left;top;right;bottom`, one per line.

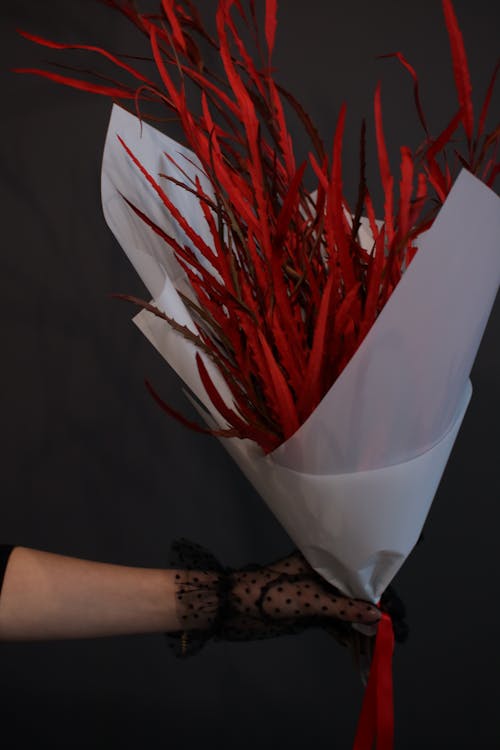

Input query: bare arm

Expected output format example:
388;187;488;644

0;545;381;646
0;546;182;640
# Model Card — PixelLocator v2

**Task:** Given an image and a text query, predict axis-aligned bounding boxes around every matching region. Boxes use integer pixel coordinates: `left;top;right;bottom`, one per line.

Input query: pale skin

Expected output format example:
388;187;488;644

0;546;380;642
0;546;183;641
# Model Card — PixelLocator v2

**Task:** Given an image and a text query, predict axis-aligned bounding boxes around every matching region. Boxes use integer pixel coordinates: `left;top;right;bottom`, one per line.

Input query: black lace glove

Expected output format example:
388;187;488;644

166;540;394;658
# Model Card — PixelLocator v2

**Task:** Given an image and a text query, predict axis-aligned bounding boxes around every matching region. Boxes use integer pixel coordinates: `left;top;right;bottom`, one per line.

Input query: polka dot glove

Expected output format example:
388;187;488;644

167;540;384;658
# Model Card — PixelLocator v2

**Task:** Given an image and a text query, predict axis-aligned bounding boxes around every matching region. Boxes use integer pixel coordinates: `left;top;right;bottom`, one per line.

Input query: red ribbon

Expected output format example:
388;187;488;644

353;612;395;750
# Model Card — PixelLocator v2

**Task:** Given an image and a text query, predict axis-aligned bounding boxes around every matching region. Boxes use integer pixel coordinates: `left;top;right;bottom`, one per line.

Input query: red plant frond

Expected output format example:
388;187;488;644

379;52;429;137
442;0;474;145
15;0;498;452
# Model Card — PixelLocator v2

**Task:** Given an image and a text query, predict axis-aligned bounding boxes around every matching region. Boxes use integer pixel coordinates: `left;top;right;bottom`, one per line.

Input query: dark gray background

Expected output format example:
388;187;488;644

1;1;499;748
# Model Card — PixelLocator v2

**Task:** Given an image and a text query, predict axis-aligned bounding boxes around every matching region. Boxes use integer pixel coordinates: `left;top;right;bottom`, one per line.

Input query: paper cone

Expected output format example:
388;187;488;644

101;104;500;601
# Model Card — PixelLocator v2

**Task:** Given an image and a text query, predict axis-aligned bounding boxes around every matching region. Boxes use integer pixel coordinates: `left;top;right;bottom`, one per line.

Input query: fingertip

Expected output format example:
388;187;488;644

352;601;381;625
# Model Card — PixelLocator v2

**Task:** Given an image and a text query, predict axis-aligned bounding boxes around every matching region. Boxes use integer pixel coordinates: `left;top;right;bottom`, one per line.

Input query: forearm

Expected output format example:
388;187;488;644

0;544;383;648
0;546;182;640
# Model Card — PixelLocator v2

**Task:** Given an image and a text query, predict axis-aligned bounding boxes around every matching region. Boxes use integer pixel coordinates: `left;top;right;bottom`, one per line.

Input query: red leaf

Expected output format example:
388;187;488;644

17;29;155;84
268;78;296;177
162;0;188;54
274;161;307;243
442;0;474;142
398;146;414;245
149;23;181;107
265;0;278;58
379;51;429;136
119;192;184;254
408;172;427;228
223;8;267;98
364;189;380;244
196;352;278;450
182;66;241;117
144;379;240;438
195;353;246;428
266;311;304;399
363;228;386;331
425;108;463;201
309;152;329;191
12;67;136;98
117;135;216;264
333;281;362;339
328;103;355;289
257;331;300;439
298;272;335;415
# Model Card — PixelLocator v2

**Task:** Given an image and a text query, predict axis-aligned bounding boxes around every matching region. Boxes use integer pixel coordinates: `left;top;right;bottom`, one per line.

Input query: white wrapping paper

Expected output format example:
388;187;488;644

101;104;500;601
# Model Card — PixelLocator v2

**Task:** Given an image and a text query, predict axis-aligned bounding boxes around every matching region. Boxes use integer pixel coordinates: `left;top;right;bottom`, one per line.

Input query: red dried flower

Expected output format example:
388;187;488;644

15;0;499;452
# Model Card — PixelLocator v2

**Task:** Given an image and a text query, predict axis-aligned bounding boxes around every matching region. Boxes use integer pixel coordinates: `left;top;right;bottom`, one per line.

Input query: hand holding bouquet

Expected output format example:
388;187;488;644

16;2;500;747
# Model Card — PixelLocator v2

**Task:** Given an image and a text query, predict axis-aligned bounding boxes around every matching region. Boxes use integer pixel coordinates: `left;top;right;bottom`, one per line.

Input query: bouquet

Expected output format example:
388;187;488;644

16;1;500;747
